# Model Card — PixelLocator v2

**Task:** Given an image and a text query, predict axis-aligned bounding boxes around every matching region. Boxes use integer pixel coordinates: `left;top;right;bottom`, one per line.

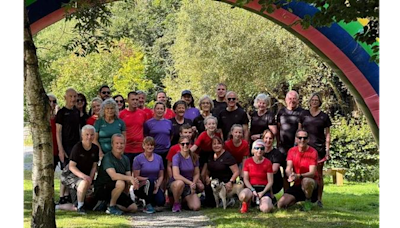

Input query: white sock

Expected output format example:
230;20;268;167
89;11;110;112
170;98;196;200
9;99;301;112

78;201;84;209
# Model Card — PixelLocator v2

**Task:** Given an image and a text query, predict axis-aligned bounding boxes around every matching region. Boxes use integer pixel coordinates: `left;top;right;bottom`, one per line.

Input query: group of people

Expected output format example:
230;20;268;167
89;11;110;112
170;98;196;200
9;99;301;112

48;83;331;215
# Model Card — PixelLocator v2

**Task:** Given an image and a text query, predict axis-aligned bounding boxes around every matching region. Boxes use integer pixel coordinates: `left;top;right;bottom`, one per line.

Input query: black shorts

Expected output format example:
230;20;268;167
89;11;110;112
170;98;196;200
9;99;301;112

285;183;318;203
167;182;198;199
155;151;168;169
94;181;134;208
250;186;272;206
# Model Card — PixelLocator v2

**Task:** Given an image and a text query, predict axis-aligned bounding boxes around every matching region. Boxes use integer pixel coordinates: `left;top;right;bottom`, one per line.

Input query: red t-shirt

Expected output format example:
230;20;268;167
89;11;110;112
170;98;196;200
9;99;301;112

119;109;147;153
140;107;154;121
224;139;249;164
86;115;98;126
166;144;180;162
194;131;222;152
243;157;273;185
287;146;319;185
164;108;176;119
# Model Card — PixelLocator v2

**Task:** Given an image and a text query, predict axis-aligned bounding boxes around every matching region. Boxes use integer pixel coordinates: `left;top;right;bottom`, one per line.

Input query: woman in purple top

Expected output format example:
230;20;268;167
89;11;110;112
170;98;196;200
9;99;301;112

170;136;203;212
181;90;200;121
144;101;173;163
133;137;165;213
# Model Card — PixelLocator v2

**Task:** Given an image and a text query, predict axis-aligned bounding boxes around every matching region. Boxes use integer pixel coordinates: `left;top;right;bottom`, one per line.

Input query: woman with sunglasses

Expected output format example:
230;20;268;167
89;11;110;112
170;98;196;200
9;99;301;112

239;139;274;213
113;95;126;112
298;93;332;208
170;136;203;212
277;130;319;209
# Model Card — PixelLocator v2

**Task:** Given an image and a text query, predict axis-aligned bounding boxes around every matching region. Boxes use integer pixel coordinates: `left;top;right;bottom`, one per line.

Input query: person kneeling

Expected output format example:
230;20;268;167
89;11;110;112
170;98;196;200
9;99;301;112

58;125;99;214
93;133;139;215
239;140;274;213
169;136;204;212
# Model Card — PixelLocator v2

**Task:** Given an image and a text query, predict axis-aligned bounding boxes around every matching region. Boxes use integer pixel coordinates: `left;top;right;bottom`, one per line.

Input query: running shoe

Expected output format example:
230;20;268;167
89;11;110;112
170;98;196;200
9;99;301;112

143;204;155;214
172;202;181;212
106;205;123;215
240;202;248;213
93;200;108;212
77;206;86;215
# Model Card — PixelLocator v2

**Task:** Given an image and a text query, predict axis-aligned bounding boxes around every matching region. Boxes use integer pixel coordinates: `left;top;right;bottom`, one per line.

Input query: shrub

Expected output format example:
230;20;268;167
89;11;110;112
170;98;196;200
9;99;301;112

327;115;379;182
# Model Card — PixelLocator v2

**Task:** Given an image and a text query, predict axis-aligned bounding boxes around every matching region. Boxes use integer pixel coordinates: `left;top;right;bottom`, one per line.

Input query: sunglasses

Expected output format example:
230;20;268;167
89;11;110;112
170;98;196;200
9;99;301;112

49;100;57;104
254;147;265;150
180;142;190;146
297;136;308;140
77;99;84;102
101;91;111;95
115;100;124;103
227;98;236;101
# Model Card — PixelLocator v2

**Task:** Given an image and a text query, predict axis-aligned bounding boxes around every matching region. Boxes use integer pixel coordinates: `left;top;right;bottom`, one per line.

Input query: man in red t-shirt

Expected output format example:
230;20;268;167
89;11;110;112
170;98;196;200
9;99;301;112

278;130;319;209
119;91;147;166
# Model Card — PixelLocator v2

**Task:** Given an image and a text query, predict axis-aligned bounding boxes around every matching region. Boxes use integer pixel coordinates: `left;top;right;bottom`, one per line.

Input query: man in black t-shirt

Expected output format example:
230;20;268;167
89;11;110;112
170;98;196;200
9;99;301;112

212;83;227;117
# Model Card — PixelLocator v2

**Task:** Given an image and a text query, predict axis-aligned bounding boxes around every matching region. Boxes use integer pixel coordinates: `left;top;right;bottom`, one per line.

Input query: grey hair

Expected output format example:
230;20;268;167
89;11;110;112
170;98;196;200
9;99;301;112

111;133;125;144
137;90;147;96
198;95;214;110
47;93;56;100
203;115;218;126
81;124;95;134
253;93;271;108
308;92;322;107
225;91;237;98
286;90;299;100
99;98;119;119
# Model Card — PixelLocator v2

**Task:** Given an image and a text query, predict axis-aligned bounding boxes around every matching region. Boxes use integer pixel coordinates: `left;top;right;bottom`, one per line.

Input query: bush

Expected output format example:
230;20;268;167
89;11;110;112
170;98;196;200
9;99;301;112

327;115;379;182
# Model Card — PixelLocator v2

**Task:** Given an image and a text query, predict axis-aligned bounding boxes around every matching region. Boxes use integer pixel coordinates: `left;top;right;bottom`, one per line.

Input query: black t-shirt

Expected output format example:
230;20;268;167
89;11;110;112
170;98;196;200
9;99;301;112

299;110;332;154
212;100;227;117
192;114;209;135
69;142;99;175
80;113;89;129
249;110;276;136
264;148;284;194
277;107;304;153
170;117;193;146
217;108;249;140
206;151;237;183
55;107;81;150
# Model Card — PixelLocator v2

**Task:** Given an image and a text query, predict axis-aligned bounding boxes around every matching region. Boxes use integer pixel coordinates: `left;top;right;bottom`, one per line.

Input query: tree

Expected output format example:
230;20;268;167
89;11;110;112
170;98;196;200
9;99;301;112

233;0;379;62
24;9;56;228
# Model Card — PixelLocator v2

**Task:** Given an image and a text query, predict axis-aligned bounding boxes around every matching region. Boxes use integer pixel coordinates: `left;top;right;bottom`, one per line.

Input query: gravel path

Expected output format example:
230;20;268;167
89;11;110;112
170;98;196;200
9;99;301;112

130;210;214;228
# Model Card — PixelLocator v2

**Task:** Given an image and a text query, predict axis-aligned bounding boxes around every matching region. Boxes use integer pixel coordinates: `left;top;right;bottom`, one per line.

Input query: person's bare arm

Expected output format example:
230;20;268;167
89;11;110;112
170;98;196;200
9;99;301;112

56;123;66;163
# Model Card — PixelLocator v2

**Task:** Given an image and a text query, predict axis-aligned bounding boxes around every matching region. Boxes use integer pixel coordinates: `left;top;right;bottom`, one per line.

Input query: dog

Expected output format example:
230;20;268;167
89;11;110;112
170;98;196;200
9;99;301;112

210;178;244;209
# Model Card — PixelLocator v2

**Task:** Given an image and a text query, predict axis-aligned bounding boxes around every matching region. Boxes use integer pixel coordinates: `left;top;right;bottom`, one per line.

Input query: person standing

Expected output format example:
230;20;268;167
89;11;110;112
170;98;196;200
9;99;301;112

217;91;249;141
212;83;227;117
119;91;147;166
299;93;332;207
277;130;319;209
56;88;81;204
98;85;112;101
93;98;126;159
156;91;175;119
86;97;102;126
276;90;303;190
76;93;89;128
181;90;200;121
137;90;154;120
170;100;193;146
249;93;277;147
113;95;126;112
48;94;59;170
192;95;214;136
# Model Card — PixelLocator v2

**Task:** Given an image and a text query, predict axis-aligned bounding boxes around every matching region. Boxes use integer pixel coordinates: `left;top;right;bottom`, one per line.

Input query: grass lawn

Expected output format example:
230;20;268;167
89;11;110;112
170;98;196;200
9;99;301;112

24;171;379;228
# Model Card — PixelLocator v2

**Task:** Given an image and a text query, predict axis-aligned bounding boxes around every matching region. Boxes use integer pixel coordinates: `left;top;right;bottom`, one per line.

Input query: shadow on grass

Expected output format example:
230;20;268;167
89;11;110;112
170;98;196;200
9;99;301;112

203;191;379;228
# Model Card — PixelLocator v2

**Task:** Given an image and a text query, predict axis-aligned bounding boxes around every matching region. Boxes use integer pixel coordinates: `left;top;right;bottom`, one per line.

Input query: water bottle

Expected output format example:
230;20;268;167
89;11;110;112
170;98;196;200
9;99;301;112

256;196;260;205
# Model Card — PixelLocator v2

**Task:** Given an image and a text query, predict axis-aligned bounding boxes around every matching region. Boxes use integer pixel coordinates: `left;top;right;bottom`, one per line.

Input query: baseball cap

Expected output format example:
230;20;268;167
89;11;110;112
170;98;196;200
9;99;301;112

181;90;192;96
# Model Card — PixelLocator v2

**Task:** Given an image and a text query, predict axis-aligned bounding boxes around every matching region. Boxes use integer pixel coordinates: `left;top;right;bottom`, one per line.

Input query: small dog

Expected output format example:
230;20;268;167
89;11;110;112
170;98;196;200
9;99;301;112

210;178;244;209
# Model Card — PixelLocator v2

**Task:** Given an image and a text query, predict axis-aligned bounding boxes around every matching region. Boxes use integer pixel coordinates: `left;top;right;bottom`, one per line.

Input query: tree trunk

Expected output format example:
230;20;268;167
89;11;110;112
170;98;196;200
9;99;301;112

24;9;56;228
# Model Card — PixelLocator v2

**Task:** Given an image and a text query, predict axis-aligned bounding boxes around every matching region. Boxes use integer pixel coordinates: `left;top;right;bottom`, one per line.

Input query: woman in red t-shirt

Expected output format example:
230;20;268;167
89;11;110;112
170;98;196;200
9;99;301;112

239;139;274;213
224;124;249;166
86;97;102;125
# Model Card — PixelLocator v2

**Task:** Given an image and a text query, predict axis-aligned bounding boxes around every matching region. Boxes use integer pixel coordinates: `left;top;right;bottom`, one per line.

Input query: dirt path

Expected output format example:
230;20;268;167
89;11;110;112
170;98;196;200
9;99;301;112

130;210;213;228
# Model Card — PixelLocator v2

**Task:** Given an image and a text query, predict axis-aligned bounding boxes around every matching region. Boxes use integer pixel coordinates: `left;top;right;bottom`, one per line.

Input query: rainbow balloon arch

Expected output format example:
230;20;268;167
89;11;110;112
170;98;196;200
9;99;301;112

26;0;379;141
